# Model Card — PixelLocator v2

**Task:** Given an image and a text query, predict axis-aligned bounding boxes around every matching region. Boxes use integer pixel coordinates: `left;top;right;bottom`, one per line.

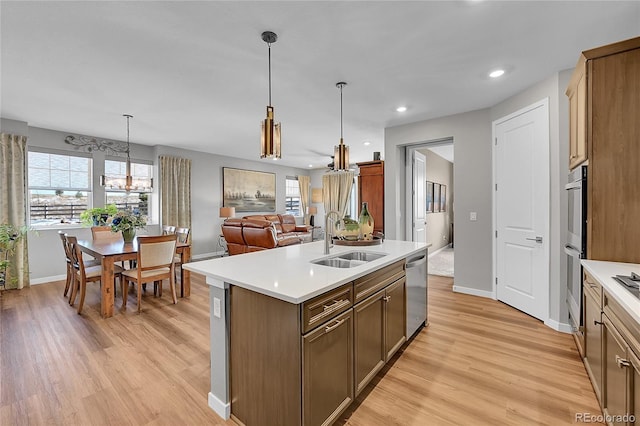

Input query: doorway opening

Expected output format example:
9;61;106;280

405;139;454;278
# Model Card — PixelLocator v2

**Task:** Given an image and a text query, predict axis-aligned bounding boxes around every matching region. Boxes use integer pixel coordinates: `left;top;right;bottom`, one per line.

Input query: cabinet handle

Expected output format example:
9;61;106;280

324;319;345;334
383;295;391;302
570;155;577;159
588;283;597;289
322;299;346;312
594;320;603;326
616;355;631;368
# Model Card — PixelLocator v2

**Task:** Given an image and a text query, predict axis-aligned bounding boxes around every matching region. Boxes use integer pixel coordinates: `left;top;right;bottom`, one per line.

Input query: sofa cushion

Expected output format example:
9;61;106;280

278;214;297;234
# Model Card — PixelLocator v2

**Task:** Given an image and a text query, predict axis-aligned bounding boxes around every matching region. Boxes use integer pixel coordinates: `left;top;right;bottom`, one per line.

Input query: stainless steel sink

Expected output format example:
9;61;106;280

310;251;387;268
311;258;355;268
337;251;386;262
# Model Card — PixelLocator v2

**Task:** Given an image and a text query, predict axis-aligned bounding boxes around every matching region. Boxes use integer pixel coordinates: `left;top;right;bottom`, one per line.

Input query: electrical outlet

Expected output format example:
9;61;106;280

213;297;221;318
470;212;477;221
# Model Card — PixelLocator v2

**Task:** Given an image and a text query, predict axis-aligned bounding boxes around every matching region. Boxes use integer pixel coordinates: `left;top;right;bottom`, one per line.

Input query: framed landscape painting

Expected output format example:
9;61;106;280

426;181;434;213
223;167;276;212
433;183;441;213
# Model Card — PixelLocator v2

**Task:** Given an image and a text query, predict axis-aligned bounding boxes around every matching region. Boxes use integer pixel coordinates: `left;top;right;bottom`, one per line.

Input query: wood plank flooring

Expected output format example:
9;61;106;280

1;274;601;425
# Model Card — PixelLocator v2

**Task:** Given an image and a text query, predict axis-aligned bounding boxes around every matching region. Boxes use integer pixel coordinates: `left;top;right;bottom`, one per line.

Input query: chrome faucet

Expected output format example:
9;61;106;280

324;210;341;255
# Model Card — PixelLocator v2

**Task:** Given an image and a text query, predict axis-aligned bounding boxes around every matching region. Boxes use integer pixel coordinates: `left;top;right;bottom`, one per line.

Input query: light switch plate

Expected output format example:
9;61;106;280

470;212;477;221
213;297;221;318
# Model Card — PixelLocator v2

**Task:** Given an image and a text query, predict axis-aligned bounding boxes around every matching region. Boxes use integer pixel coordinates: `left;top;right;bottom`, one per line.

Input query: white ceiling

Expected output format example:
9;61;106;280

1;1;639;169
427;145;454;163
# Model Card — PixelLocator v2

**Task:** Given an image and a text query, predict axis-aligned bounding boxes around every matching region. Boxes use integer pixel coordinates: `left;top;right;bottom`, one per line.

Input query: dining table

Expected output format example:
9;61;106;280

77;237;191;318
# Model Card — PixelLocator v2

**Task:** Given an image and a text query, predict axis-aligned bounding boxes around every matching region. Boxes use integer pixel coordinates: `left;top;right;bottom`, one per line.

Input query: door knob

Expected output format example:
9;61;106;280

526;236;543;243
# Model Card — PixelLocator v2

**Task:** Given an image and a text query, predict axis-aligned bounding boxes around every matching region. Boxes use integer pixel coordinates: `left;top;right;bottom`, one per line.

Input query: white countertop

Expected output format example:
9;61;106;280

184;240;429;304
581;259;640;324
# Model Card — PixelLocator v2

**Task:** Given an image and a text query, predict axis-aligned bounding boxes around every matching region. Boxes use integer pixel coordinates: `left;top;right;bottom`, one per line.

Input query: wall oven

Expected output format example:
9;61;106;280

565;165;587;335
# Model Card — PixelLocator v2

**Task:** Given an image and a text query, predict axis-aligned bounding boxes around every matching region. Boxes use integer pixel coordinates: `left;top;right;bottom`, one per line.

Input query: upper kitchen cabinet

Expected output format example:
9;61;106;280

567;36;640;263
566;57;587;170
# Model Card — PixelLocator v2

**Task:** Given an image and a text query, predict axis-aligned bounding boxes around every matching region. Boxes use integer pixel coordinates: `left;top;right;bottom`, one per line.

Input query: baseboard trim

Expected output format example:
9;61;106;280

192;251;224;260
208;392;230;420
428;245;450;258
545;318;572;334
452;285;495;299
30;274;66;285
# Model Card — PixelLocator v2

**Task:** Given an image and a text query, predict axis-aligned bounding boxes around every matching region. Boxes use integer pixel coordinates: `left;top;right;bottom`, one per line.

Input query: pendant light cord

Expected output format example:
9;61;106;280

125;115;131;160
340;84;343;140
268;42;272;106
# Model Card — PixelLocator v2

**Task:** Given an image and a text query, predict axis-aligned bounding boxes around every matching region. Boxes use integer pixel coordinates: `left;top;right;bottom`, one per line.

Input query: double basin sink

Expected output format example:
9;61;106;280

311;251;387;268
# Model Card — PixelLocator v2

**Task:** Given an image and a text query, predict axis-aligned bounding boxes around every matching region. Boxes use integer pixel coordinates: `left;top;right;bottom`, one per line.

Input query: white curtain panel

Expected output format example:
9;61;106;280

160;156;192;231
322;171;354;235
0;133;30;289
298;175;310;225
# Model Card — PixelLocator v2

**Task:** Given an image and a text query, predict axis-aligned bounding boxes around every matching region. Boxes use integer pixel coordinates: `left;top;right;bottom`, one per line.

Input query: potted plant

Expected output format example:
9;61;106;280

110;210;147;242
0;223;29;289
80;204;118;226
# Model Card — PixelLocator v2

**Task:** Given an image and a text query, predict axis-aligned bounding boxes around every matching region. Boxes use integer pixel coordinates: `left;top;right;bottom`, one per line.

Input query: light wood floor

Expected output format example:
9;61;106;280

1;274;601;425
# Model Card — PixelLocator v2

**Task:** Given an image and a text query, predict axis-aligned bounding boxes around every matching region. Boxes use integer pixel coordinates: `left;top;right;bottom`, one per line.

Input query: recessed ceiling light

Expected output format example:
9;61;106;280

489;69;505;78
308;164;313;168
363;141;371;146
396;106;407;112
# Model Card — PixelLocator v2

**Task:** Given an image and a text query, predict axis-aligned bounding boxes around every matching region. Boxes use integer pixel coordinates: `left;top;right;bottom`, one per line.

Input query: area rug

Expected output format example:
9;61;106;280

429;247;454;277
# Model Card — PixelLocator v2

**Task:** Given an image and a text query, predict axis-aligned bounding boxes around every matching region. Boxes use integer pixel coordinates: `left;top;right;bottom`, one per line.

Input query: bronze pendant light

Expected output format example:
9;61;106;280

260;31;281;159
334;82;349;170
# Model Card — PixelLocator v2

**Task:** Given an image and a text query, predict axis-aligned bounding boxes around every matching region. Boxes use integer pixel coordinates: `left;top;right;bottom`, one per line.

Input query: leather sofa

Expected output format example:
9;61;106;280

221;215;310;256
243;214;313;244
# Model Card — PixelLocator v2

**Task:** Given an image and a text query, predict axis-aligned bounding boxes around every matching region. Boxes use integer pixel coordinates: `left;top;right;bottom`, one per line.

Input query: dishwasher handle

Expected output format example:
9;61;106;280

406;255;427;269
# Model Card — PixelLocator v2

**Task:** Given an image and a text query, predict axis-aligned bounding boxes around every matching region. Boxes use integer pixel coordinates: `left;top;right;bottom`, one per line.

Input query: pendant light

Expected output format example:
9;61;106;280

123;114;133;193
334;82;349;171
260;31;281;159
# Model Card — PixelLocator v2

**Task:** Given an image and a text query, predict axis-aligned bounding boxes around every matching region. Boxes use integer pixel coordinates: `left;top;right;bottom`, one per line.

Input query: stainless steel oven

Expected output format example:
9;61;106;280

565;165;587;335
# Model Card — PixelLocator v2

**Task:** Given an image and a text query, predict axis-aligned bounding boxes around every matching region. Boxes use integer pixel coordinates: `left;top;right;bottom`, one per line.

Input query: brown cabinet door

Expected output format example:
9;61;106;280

302;309;354;426
630;349;640;426
354;289;386;396
585;287;603;403
385;277;406;361
567;59;587;170
603;316;629;426
357;161;384;234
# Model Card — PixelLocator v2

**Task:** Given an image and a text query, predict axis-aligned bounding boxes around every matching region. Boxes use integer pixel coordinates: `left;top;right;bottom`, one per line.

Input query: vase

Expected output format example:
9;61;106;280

358;202;374;241
122;229;136;243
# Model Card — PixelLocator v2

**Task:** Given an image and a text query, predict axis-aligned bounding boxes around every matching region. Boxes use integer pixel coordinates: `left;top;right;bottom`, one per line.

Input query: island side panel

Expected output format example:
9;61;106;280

230;285;302;426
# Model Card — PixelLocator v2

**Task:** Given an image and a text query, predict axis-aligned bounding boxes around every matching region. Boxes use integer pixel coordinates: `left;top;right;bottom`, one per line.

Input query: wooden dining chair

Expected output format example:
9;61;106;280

59;231;99;298
121;234;178;313
162;225;176;235
91;225;122;241
66;235;123;315
173;227;191;291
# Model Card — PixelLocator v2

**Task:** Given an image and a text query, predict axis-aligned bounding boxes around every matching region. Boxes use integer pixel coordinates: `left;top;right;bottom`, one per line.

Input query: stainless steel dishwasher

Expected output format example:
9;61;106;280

406;249;428;338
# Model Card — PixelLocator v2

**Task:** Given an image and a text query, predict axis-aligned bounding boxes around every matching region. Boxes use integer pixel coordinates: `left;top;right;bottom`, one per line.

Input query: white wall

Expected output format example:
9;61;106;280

2;119;309;282
385;109;493;296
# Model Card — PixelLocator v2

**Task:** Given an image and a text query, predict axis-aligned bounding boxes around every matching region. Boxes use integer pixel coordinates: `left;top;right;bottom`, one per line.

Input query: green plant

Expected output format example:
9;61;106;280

0;223;29;288
80;204;118;226
110;210;147;232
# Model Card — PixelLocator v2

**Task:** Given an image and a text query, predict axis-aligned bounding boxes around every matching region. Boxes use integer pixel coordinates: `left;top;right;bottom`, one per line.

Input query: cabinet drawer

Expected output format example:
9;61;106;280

583;271;601;306
354;260;405;303
603;290;640;358
301;283;353;334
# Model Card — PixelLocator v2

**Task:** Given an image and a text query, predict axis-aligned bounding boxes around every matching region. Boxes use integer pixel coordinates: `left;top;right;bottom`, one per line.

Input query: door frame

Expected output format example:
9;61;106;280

492;98;550;319
404;139;453;241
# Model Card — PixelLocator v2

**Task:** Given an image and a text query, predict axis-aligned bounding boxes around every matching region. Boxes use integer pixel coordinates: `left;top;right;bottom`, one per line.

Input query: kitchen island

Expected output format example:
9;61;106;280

183;239;428;425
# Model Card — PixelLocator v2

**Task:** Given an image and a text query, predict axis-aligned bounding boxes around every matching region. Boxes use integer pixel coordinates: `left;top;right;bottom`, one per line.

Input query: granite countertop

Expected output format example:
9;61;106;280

184;240;429;304
581;259;640;324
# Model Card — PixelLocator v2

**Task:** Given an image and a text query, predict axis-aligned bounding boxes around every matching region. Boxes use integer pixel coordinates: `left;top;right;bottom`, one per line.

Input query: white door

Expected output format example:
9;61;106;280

412;150;426;243
494;99;549;321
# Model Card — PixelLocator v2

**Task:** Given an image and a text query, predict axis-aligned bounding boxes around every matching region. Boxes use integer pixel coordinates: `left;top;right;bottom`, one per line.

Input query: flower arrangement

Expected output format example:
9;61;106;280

110;210;147;233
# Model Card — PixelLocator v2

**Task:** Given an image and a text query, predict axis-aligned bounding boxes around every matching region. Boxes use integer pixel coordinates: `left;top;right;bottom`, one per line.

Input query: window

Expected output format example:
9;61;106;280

104;160;152;215
285;177;301;216
28;151;91;225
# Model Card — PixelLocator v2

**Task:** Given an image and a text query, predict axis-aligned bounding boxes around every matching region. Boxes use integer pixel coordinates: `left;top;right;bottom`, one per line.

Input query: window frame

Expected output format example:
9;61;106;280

285;176;302;217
